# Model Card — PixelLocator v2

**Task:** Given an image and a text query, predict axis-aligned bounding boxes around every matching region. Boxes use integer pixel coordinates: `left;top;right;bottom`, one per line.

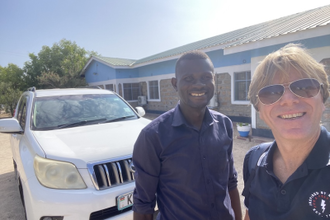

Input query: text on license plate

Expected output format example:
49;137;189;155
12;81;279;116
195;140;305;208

117;191;133;210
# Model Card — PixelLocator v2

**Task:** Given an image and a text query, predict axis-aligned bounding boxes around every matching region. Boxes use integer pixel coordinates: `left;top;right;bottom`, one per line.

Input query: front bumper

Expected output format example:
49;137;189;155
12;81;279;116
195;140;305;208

23;169;135;220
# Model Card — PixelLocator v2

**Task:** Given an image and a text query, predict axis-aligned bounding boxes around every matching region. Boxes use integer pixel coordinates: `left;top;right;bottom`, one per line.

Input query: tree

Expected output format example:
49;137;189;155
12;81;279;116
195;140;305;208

0;64;25;115
24;39;97;88
0;64;26;91
0;82;22;116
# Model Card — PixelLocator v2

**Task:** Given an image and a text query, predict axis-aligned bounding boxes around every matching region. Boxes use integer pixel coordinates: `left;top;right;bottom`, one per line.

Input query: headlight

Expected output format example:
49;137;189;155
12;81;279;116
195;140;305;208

34;155;86;189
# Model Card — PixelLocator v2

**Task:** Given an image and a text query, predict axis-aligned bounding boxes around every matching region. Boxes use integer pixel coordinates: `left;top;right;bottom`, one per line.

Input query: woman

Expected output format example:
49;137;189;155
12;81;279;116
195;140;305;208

242;43;330;220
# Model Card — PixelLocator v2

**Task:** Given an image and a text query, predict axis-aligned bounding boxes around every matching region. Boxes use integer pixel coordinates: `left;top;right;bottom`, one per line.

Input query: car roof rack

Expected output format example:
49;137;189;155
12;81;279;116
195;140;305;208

27;87;36;92
79;86;103;89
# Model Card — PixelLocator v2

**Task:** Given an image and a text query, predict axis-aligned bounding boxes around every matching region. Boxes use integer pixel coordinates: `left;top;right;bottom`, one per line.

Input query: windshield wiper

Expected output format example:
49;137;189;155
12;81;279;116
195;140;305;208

57;118;107;129
103;115;136;123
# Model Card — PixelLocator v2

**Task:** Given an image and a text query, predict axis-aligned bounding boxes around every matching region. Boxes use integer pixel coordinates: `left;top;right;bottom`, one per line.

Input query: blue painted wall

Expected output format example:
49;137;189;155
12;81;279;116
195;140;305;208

115;68;139;79
137;59;177;77
249;35;330;57
208;49;252;67
85;60;117;83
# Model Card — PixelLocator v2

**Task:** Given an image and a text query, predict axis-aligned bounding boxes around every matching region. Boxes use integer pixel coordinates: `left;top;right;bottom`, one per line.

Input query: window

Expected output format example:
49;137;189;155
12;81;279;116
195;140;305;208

105;84;114;91
16;96;28;129
123;83;140;101
234;71;251;101
148;80;159;99
32;94;137;130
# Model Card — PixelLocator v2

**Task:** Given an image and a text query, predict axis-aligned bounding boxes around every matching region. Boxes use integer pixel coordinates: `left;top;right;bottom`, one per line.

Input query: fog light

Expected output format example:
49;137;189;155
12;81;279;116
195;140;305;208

40;216;63;220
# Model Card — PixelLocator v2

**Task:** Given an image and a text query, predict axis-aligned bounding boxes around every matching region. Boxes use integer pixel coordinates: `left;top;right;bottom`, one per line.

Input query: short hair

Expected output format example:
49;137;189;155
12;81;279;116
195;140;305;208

175;50;214;76
248;43;329;110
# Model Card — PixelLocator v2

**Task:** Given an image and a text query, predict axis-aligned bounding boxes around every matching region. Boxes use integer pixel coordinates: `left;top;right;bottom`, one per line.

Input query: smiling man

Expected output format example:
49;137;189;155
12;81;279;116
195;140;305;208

132;51;242;220
242;44;330;220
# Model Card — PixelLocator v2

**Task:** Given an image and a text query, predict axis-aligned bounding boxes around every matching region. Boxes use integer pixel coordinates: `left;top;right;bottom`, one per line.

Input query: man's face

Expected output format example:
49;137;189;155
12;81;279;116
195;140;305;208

258;69;325;141
172;58;215;112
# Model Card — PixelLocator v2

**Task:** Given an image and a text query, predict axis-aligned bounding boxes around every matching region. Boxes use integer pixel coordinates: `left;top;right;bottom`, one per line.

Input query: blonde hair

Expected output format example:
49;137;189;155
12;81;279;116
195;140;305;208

248;43;329;110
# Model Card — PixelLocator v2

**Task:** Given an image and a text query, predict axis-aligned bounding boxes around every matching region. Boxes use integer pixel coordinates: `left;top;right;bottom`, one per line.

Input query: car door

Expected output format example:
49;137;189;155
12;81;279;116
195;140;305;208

11;95;28;168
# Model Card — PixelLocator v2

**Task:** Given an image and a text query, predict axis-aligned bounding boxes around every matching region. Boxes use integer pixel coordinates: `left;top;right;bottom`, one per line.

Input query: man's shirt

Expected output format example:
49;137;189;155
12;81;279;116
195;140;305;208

133;105;237;220
243;126;330;220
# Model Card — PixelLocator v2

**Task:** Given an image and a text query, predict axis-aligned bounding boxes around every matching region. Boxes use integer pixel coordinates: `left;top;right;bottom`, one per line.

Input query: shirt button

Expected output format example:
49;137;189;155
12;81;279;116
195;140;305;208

203;156;206;159
281;190;286;195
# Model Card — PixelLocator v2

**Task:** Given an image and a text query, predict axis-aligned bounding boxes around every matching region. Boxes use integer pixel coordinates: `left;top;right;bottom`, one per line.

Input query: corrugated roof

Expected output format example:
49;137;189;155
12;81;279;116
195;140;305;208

95;4;330;67
94;56;136;66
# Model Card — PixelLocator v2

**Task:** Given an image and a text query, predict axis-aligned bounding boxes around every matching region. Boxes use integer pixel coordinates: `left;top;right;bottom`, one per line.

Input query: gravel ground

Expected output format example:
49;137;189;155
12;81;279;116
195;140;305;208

0;113;273;219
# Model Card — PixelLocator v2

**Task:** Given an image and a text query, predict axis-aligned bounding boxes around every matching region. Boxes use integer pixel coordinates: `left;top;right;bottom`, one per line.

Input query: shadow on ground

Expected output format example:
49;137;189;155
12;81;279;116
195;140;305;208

0;171;26;220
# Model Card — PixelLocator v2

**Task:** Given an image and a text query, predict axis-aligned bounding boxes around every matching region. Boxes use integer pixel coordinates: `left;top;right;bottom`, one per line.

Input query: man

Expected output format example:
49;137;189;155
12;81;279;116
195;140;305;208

243;44;330;219
132;50;242;220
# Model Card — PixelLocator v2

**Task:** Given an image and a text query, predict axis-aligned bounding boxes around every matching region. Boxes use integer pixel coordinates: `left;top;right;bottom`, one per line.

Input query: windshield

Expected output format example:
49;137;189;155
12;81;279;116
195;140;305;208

31;94;138;130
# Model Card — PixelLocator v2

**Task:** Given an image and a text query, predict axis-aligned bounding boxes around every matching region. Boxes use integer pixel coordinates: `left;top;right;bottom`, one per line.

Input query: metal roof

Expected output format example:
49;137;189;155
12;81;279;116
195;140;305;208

94;4;330;67
93;56;137;66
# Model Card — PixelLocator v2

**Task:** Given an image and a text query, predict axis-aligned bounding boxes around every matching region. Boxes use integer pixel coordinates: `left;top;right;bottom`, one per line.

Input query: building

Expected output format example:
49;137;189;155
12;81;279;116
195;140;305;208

81;4;330;138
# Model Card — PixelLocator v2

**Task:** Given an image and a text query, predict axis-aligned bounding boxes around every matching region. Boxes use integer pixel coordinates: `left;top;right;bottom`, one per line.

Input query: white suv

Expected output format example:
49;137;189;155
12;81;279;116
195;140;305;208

0;87;151;220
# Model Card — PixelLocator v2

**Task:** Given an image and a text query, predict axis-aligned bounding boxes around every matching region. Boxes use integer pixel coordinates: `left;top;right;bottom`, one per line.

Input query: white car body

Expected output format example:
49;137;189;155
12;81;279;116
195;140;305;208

0;87;151;220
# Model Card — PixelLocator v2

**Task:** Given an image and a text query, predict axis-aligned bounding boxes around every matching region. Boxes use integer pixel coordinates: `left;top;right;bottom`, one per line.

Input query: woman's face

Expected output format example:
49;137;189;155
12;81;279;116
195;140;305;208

257;69;325;142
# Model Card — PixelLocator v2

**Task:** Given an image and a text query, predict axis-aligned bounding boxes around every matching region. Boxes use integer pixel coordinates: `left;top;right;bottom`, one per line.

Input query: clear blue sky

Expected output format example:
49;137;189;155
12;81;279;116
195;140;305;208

0;0;329;68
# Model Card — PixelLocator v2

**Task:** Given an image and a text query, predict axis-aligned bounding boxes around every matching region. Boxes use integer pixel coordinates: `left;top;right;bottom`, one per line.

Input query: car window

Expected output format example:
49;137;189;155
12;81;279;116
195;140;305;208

16;96;28;130
31;94;137;130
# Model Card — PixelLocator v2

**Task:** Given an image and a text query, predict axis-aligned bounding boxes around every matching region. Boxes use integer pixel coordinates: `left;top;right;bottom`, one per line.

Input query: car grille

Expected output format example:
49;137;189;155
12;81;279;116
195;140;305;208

90;206;132;220
87;156;134;190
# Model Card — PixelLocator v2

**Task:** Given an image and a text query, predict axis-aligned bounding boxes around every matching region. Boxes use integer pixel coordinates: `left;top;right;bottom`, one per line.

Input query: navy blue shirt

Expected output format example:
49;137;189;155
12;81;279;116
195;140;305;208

243;126;330;220
132;105;238;220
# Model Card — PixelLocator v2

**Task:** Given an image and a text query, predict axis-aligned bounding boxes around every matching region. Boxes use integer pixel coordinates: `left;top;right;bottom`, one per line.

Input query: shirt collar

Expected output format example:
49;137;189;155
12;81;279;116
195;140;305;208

305;126;330;169
171;104;217;129
259;141;276;169
260;126;330;169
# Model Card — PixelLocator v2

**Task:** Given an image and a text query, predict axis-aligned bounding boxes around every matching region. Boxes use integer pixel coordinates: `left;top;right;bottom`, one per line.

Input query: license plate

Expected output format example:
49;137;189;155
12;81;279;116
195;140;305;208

117;191;133;210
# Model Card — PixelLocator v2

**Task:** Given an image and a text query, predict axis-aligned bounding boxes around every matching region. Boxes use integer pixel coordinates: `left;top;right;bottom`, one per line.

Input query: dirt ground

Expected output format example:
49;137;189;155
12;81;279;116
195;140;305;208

0;132;26;219
0;113;272;219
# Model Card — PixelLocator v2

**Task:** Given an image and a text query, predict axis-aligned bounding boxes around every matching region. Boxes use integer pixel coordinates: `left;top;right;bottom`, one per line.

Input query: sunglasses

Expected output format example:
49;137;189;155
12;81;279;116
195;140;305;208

257;78;322;105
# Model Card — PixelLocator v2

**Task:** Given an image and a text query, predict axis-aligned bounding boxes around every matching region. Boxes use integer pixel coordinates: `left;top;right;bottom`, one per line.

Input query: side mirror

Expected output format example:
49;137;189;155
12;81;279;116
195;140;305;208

0;118;23;133
135;107;145;117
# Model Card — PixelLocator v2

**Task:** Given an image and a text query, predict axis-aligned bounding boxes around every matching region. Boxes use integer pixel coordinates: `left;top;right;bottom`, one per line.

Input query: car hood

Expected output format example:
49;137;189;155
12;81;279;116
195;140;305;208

31;118;150;168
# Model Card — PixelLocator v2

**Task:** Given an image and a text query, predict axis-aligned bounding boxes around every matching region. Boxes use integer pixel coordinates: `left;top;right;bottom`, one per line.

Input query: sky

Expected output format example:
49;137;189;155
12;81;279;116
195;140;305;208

0;0;329;68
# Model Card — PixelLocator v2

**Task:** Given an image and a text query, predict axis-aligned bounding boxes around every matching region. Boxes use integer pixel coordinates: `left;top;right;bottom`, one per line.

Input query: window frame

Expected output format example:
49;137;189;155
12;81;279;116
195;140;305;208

123;82;141;101
105;84;114;91
233;71;251;103
148;80;160;100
